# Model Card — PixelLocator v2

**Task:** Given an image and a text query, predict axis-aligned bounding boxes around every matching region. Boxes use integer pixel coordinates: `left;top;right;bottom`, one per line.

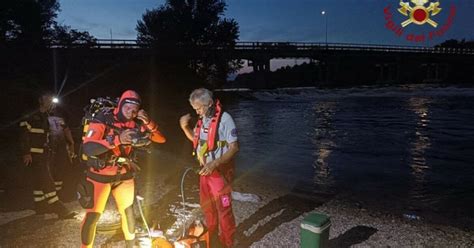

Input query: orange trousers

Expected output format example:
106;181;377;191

80;178;135;248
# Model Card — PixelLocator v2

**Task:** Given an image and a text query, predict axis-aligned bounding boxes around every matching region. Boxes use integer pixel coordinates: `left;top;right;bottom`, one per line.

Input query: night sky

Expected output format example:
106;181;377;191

57;0;474;71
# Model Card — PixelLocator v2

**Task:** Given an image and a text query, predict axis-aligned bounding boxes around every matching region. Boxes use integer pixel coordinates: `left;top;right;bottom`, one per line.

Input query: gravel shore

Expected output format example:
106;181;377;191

234;173;474;248
0;168;473;247
248;197;474;248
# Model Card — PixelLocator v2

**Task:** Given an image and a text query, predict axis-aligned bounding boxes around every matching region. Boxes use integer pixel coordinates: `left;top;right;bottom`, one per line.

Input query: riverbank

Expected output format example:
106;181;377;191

0;166;473;247
236;173;474;247
249;196;474;247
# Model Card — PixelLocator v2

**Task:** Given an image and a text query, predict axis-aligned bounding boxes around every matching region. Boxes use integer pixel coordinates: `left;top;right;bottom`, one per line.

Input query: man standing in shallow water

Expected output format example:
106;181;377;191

180;88;239;248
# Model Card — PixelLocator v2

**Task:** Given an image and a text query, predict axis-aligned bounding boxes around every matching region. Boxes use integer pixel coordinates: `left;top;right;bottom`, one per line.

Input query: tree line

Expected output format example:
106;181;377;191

1;0;240;86
0;0;95;47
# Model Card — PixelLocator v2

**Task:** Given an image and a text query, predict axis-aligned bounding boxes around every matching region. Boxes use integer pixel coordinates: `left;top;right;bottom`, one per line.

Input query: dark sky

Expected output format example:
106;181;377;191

57;0;474;72
57;0;474;45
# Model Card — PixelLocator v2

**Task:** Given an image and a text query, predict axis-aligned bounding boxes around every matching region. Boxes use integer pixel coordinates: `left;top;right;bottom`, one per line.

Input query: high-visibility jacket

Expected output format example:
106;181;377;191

19;111;50;155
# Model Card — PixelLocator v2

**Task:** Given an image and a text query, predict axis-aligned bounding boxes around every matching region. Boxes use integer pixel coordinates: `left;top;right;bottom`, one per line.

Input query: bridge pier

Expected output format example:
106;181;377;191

375;63;398;83
376;63;386;82
317;62;327;83
246;58;271;88
313;60;332;85
421;63;446;83
249;59;270;72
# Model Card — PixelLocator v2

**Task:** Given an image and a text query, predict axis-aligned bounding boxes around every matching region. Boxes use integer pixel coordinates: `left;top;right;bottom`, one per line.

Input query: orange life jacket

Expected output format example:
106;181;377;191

192;99;223;154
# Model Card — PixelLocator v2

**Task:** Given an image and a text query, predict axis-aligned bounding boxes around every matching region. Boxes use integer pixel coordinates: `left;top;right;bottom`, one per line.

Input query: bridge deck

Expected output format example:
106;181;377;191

50;39;474;56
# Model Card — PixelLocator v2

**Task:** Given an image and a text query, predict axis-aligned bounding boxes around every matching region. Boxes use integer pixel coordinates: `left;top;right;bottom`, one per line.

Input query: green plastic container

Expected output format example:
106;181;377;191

300;213;331;248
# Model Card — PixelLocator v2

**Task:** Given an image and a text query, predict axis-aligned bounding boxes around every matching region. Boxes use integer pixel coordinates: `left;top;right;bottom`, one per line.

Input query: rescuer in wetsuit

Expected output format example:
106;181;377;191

80;90;166;248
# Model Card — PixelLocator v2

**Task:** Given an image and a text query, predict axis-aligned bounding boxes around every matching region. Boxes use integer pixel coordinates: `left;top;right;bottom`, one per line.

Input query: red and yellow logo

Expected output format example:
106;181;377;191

384;0;455;43
398;0;442;27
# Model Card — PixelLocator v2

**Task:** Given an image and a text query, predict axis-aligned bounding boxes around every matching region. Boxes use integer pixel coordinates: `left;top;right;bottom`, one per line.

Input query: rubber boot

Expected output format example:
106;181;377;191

34;201;49;215
50;201;77;219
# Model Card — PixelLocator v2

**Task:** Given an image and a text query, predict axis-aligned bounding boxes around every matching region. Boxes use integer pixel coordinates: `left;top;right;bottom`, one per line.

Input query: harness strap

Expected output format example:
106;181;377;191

198;140;227;148
86;171;134;183
193;140;227;157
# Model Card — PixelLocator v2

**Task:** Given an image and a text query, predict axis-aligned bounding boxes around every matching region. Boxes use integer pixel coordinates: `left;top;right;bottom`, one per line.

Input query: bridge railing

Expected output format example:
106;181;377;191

96;39;141;48
50;39;474;55
234;41;474;55
50;39;141;49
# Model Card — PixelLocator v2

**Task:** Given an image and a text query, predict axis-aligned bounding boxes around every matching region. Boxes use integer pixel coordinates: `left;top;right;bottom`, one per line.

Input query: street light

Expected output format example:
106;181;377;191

321;10;329;84
321;10;328;46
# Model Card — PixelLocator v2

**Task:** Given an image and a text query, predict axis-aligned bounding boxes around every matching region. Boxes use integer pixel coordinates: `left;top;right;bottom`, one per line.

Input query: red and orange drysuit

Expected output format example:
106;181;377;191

80;90;165;248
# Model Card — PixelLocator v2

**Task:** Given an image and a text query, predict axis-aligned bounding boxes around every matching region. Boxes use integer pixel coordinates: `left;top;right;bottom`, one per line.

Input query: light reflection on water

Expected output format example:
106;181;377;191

225;85;474;227
408;97;432;207
310;101;337;194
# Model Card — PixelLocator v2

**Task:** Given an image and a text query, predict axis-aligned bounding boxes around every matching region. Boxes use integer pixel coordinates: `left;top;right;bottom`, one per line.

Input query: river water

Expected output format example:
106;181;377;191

222;84;474;229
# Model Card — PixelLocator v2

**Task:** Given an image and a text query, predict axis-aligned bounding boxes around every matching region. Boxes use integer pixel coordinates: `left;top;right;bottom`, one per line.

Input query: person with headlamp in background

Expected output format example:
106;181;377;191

19;91;76;218
80;90;166;248
46;95;77;201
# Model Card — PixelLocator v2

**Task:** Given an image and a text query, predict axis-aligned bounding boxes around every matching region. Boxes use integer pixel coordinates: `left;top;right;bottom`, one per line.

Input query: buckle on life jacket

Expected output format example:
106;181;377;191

108;155;130;165
116;157;128;163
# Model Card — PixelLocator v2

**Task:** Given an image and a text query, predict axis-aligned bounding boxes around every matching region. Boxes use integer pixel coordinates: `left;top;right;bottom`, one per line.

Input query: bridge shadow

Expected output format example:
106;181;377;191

235;191;333;248
234;190;377;248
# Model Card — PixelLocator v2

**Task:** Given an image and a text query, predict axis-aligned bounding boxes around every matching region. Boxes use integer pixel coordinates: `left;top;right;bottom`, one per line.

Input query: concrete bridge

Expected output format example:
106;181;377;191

3;39;473;86
47;39;474;84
